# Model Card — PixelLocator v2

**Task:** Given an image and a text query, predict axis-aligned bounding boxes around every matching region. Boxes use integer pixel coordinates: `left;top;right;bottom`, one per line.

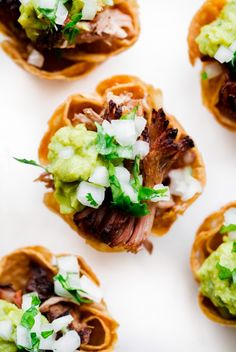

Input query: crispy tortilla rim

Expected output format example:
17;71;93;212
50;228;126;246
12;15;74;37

0;246;118;351
187;0;236;130
38;75;205;252
190;202;236;326
0;0;139;80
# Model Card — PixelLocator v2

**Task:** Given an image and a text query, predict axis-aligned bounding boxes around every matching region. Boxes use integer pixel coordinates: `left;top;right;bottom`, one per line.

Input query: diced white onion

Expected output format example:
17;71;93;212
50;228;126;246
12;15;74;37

82;0;98;20
55;2;68;25
204;62;223;79
52;315;73;333
134;116;147;137
214;45;233;64
103;0;114;5
39;330;56;350
151;184;170;203
111;120;137;146
27;49;44;68
115;166;130;184
19;0;30;4
67;273;81;290
38;0;56;8
52;330;81;352
89;166;109;187
229;40;236;53
22;293;33;311
0;321;12;340
122;183;138;203
31;313;41;334
57;256;79;274
102;120;114;136
54;280;73;299
16;326;31;349
59;146;74;159
133;140;149;159
77;181;105;208
117;146;133;159
169;167;202;201
80;275;102;303
224;208;236;226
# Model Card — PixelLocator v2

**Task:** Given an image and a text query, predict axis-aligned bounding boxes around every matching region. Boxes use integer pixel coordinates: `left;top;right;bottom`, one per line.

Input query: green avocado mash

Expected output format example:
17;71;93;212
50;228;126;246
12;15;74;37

199;241;236;316
0;300;23;352
48;124;105;214
196;0;236;57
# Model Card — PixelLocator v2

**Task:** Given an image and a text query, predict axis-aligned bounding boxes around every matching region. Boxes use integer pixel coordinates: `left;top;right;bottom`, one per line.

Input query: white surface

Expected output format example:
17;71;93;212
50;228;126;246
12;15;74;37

1;0;236;351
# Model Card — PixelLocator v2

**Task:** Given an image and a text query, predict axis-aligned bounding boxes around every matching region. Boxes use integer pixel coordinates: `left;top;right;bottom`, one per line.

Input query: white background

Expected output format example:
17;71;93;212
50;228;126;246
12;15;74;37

1;0;236;351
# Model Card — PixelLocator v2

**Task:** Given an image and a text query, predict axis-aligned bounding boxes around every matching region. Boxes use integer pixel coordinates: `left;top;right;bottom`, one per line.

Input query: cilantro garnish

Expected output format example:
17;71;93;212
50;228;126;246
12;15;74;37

14;157;45;170
54;273;92;304
86;193;98;207
220;224;236;234
120;106;138;120
63;13;82;43
201;71;208;80
38;8;56;26
108;162;149;217
41;330;54;339
21;307;39;330
30;332;40;350
95;123;133;160
232;242;236;253
216;262;236;284
31;295;41;307
228;51;236;75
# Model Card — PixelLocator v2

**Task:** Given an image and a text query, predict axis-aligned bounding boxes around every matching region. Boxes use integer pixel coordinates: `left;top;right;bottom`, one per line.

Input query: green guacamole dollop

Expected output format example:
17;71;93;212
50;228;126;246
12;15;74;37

48;124;104;214
0;300;23;352
199;241;236;316
196;0;236;57
18;0;84;42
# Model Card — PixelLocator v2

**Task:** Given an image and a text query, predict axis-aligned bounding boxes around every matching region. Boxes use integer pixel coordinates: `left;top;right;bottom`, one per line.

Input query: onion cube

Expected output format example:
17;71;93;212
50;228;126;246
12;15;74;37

77;181;105;208
134;116;147;136
89;166;109;187
111;120;137;146
214;45;233;63
80;275;102;303
27;50;44;68
82;0;98;20
57;255;79;273
52;330;81;352
133;140;149;159
52;315;74;333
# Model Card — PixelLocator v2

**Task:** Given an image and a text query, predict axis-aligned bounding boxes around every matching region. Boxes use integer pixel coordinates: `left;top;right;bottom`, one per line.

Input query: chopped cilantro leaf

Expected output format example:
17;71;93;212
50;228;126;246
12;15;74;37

220;224;236;234
31;295;41;307
38;8;56;25
30;332;40;350
108;162;149;217
54;273;92;304
232;242;236;253
138;186;169;202
201;71;208;80
41;330;54;339
120;106;138;120
14;157;45;170
86;193;98;207
21;307;38;330
63;13;82;43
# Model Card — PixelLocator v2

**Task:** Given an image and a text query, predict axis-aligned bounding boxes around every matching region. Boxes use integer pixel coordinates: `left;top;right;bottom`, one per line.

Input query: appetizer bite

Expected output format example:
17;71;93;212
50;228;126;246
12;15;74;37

191;202;236;325
0;0;139;79
0;246;118;350
188;0;236;130
16;75;205;253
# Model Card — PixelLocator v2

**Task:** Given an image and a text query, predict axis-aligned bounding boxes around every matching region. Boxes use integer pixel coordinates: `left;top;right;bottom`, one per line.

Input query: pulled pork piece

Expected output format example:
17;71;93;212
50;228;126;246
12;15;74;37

35;172;54;189
41;299;91;345
73;108;194;252
26;263;54;301
0;285;22;307
143;108;194;187
72;108;103;130
216;81;236;121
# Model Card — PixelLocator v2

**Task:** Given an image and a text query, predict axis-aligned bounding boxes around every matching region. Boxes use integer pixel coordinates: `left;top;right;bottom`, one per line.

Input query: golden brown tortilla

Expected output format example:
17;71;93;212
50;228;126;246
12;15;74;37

0;0;140;80
190;202;236;326
187;0;236;130
0;246;118;350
